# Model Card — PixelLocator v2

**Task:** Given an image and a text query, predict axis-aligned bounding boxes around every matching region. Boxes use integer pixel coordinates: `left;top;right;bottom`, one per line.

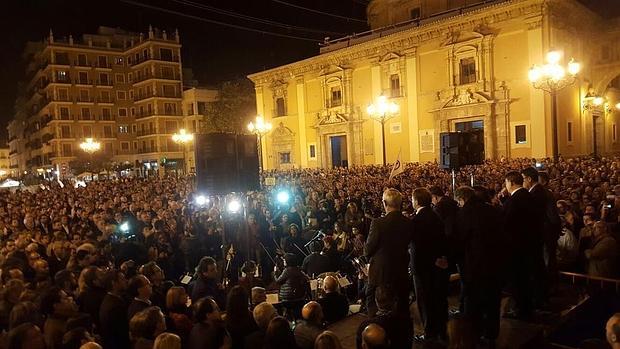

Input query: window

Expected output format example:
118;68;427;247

59;107;70;120
99;73;109;85
166;121;177;133
188;103;195;115
164;103;177;115
130;107;135;116
150;140;156;150
279;152;291;164
147;104;153;115
127;56;132;65
103;126;113;138
77;54;87;66
81;108;91;120
129;90;134;100
161;66;174;79
102;108;112;120
115;74;125;83
100;90;111;103
60;125;71;138
275;97;286;116
82;126;92;138
132;125;137;133
79;89;89;102
459;57;476;85
197;102;207;115
128;73;133;82
191;120;197;132
118;108;127;117
390;74;401;97
121;142;130;150
309;144;316;159
55;52;69;65
330;87;342;107
160;48;173;61
567;122;573;143
58;88;69;101
119;125;129;134
133;141;138;149
515;125;527;144
410;7;421;20
117;91;126;100
78;71;88;84
61;144;72;156
56;70;68;82
115;57;124;65
162;85;176;97
142;49;148;60
613;124;617;143
98;56;108;68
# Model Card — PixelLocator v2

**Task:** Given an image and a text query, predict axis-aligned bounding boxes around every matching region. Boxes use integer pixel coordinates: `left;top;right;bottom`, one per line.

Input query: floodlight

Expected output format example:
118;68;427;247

276;191;290;204
195;195;208;206
227;200;241;214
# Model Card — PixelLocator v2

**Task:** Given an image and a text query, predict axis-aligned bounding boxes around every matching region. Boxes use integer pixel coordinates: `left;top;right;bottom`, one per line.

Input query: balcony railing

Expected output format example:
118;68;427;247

137;129;158;136
74;59;90;67
96;97;116;104
76;97;94;103
95;79;113;87
130;54;180;66
58;133;76;139
325;99;342;109
133;91;181;101
133;71;181;83
137;147;159;154
384;87;405;98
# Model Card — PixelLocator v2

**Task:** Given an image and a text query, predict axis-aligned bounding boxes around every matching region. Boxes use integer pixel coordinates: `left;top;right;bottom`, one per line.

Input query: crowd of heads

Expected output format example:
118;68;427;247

0;155;618;348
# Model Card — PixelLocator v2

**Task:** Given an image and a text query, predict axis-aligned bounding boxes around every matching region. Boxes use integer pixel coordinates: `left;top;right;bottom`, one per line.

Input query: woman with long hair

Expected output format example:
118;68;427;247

224;286;257;349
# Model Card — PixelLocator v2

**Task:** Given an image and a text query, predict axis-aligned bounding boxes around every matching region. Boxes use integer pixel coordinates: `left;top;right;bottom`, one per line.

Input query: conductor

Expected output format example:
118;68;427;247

365;188;412;317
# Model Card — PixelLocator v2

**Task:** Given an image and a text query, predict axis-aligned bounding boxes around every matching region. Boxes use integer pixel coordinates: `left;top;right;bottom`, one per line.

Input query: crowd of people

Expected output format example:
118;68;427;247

0;156;618;349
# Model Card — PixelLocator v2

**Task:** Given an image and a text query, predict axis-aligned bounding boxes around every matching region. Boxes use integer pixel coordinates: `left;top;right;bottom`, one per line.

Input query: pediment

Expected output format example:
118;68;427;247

441;89;491;109
379;52;402;62
442;30;485;46
319;64;345;76
273;122;295;139
318;111;348;125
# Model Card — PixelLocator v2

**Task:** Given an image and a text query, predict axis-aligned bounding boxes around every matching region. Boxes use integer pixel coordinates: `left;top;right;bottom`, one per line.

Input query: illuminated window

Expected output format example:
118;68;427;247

515;125;527;144
567;122;573;143
279;152;291;164
275;97;286;117
330;87;342;107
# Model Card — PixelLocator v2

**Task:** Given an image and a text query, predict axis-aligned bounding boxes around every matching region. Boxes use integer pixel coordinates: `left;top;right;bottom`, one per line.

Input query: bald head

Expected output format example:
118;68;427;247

302;301;323;324
80;342;103;349
253;302;277;330
323;276;338;293
607;313;620;347
362;323;388;349
382;189;402;212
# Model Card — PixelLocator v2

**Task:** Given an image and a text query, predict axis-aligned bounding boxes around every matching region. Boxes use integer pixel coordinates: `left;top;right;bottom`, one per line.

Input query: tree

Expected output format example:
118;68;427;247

202;78;257;134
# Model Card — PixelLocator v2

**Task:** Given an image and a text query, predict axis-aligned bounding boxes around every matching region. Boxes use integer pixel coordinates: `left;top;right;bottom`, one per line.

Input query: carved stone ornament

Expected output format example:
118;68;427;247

272;122;295;140
445;89;485;107
318;111;348;125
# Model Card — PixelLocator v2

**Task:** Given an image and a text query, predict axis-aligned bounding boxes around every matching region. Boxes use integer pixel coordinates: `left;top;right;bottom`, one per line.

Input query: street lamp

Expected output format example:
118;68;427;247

79;138;101;174
247;115;272;172
367;95;399;166
528;50;581;160
172;129;194;175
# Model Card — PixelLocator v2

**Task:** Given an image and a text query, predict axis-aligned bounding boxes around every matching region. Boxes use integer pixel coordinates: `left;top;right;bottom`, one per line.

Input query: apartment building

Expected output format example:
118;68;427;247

8;26;217;177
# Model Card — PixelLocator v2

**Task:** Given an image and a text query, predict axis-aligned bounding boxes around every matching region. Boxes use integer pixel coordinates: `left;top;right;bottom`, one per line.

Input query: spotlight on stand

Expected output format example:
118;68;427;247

227;199;241;214
276;190;290;205
195;195;209;206
119;222;130;233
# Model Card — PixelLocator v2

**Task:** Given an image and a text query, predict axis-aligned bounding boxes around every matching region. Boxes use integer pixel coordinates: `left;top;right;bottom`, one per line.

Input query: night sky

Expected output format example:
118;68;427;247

0;0;616;142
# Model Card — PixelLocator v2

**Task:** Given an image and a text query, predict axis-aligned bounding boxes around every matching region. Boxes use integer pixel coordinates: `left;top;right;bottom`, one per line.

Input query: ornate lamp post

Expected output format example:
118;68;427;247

247;115;272;172
528;50;581;160
172;129;194;175
79;138;101;173
367;95;399;166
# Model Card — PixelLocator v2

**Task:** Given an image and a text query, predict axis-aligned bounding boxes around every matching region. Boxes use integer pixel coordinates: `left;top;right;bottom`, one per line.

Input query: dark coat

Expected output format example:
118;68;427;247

318;292;349;324
189;321;228;349
127;298;151;321
410;207;447;278
99;293;130;349
502;188;536;254
365;211;412;287
456;198;505;282
355;311;413;349
190;277;225;309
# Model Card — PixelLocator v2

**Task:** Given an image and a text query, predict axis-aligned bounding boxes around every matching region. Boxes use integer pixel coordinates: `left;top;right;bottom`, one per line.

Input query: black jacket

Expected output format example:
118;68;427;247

127;298;151;321
410;207;447;278
318;292;349;324
456;198;505;282
365;211;412;287
502;188;536;254
99;293;130;349
531;184;562;243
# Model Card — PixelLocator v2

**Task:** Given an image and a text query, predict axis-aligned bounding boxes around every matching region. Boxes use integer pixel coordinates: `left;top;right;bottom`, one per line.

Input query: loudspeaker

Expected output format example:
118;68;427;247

194;133;260;195
440;131;484;170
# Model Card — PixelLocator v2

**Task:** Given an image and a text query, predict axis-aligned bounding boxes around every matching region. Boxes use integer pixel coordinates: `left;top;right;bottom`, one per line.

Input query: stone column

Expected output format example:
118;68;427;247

405;49;420;163
527;16;548;158
371;64;382;165
296;77;308;168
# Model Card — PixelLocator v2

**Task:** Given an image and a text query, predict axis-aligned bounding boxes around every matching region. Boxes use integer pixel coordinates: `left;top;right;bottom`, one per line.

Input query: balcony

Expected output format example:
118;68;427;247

135;111;156;119
96;97;115;104
137;147;159;154
137;129;158;137
95;79;114;87
325;99;342;109
74;59;90;67
9;150;17;155
133;71;181;83
76;97;94;103
133;91;181;101
130;54;180;66
384;87;404;98
98;114;116;121
41;133;54;143
93;62;112;70
58;133;76;139
75;79;93;86
77;115;94;121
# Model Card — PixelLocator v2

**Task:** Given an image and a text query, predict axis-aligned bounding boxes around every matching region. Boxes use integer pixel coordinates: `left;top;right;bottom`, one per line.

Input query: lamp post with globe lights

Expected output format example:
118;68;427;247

172;129;194;175
247;116;272;172
79;138;101;174
528;50;581;160
367;95;399;166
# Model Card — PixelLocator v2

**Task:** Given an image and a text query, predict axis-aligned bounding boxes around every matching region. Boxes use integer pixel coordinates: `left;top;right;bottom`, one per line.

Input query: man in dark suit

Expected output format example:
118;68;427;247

455;186;505;346
365;188;412;317
99;270;130;349
410;187;449;342
127;274;153;320
522;167;562;304
502;171;536;319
